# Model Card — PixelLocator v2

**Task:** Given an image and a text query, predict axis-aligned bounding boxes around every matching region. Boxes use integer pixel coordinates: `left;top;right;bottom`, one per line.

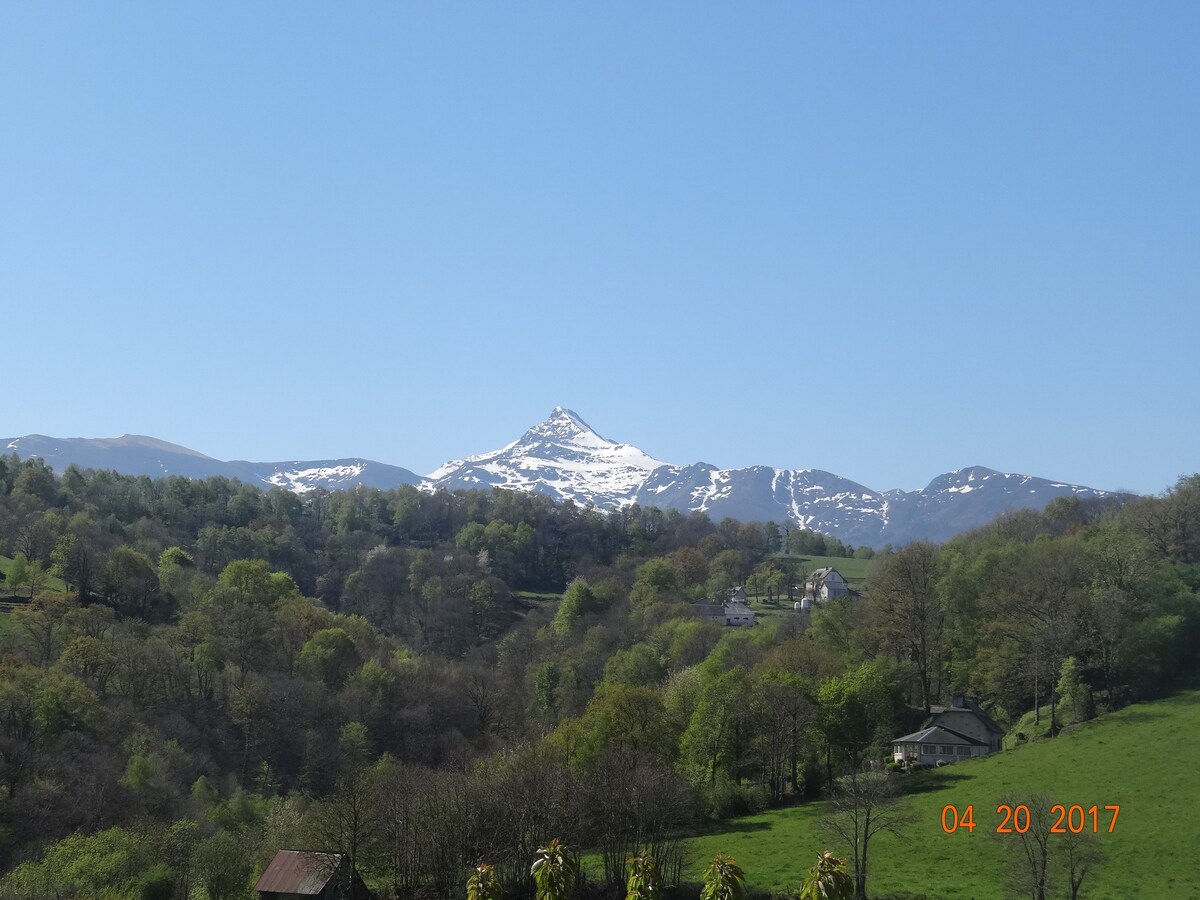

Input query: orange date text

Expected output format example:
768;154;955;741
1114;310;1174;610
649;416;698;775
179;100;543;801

940;804;1120;834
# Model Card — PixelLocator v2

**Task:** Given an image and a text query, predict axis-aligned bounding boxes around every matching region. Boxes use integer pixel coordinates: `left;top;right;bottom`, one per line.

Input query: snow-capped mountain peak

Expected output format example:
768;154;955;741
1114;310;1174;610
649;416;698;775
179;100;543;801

422;409;1113;545
3;410;1116;547
523;406;597;441
424;408;666;506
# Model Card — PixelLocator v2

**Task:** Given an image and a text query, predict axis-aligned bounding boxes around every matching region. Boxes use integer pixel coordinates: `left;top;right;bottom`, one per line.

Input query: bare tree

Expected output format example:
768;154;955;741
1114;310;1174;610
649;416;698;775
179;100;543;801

824;769;907;900
988;541;1088;733
993;794;1054;900
1061;829;1104;900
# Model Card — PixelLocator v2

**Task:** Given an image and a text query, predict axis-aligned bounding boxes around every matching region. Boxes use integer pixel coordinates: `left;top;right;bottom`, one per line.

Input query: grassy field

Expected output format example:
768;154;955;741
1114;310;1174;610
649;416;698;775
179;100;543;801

512;590;563;601
0;554;68;596
681;689;1200;899
769;554;873;589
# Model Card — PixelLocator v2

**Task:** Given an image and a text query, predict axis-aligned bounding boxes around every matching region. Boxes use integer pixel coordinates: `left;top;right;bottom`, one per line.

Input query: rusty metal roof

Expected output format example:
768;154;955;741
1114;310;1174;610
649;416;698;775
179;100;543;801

255;849;343;895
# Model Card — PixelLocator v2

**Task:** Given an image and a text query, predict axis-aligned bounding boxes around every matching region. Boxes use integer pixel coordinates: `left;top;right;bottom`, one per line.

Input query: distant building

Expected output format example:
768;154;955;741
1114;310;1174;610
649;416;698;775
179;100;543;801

804;567;850;601
927;695;1004;752
691;587;756;626
890;696;1004;766
256;850;369;900
890;725;990;765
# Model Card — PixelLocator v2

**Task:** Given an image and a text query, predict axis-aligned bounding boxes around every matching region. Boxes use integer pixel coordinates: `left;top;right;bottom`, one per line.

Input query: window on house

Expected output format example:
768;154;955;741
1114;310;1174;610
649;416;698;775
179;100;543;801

956;747;971;756
921;746;935;755
940;745;953;755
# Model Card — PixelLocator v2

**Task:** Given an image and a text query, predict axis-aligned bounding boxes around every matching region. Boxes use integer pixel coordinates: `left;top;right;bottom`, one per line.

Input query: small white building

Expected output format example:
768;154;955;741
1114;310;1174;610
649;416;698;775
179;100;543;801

692;589;757;627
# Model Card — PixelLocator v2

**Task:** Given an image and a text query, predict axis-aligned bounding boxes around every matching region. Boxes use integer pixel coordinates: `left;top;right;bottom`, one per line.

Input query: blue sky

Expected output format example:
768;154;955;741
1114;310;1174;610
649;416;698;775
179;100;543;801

2;4;1197;494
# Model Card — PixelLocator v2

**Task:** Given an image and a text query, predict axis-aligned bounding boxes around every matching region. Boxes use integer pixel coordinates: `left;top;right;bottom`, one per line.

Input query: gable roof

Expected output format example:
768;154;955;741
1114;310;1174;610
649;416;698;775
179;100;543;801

892;725;988;746
930;702;1004;735
807;567;845;583
255;850;343;895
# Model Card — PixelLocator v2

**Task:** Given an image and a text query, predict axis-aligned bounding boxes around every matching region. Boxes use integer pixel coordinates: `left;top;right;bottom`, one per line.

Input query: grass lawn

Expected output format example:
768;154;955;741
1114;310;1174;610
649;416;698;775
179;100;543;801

681;689;1200;899
512;590;563;601
767;554;873;590
0;554;68;596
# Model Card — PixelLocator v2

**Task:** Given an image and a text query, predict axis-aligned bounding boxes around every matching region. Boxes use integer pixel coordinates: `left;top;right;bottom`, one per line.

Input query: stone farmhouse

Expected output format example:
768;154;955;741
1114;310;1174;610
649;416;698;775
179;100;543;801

891;695;1005;766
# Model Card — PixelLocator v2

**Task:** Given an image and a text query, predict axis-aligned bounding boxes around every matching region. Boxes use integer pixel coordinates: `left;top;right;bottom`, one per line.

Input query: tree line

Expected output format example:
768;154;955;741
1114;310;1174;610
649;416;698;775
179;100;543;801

0;453;1196;898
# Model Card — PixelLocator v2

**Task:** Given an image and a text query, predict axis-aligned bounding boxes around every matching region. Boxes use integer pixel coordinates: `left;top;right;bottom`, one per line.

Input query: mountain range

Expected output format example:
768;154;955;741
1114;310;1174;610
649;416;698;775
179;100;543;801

4;408;1112;546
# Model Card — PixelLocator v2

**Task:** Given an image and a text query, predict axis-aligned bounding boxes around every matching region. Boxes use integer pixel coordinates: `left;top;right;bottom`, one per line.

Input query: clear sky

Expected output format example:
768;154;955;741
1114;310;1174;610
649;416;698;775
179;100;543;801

2;4;1197;494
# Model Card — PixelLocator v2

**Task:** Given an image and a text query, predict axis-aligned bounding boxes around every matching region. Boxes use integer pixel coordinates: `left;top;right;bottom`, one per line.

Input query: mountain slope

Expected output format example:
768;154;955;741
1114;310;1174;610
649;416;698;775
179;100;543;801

4;411;1112;545
679;689;1200;898
2;434;421;494
424;409;1110;546
425;407;666;507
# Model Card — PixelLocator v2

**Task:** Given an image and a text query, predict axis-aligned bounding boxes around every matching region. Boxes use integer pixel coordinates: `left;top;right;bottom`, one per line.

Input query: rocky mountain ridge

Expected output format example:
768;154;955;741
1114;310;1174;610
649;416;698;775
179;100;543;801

4;409;1112;546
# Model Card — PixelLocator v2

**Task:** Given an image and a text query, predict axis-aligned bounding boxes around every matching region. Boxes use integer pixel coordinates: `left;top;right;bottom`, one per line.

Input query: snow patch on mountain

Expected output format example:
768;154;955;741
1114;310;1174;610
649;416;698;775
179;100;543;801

264;464;368;493
3;412;1115;547
424;407;667;507
423;412;1112;546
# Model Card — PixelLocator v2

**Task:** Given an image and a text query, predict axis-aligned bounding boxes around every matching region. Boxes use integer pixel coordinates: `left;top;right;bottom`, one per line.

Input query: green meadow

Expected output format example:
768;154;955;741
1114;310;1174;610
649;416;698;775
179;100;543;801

770;554;874;589
0;553;68;596
681;689;1200;899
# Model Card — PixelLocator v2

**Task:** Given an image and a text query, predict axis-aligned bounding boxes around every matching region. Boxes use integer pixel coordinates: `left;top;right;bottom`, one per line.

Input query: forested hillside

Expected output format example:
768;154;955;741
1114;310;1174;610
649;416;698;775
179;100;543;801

0;453;1196;899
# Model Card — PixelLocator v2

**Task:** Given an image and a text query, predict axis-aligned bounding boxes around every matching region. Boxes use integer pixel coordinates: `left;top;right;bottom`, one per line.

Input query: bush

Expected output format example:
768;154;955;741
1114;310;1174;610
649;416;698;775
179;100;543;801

702;779;769;819
138;864;175;900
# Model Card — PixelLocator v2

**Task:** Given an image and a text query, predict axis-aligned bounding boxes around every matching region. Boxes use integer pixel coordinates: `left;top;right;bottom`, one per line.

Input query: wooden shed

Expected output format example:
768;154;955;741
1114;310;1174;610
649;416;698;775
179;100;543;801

256;850;369;900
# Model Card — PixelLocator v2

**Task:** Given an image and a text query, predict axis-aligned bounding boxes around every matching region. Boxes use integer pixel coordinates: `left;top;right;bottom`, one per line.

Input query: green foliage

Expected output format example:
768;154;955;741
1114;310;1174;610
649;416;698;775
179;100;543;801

217;558;279;605
3;450;1200;896
631;558;680;606
33;671;101;743
137;863;175;900
6;554;27;596
0;826;169;900
798;851;853;900
625;854;663;900
818;661;901;769
193;830;253;900
101;546;163;620
604;643;667;687
556;683;672;767
531;838;579;900
682;689;1200;898
158;545;194;570
680;668;749;788
467;862;502;900
552;578;601;635
298;627;362;687
701;853;746;900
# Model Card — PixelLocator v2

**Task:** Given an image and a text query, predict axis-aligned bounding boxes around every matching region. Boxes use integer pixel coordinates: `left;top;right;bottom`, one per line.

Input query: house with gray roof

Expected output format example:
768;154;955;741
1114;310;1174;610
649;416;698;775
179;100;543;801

890;695;1004;766
691;587;756;626
804;567;849;601
928;695;1004;751
891;725;989;766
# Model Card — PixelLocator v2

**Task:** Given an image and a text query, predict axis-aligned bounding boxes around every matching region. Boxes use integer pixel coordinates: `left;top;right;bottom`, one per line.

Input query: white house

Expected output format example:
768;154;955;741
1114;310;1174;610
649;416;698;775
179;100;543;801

805;567;850;600
691;587;756;627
